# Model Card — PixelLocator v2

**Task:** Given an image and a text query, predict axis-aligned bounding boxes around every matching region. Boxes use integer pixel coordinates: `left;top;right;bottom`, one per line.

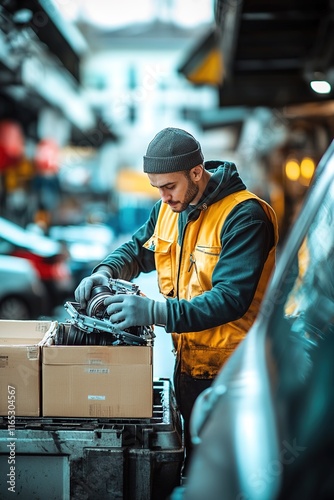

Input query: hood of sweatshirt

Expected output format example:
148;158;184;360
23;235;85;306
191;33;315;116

183;161;246;223
201;160;246;206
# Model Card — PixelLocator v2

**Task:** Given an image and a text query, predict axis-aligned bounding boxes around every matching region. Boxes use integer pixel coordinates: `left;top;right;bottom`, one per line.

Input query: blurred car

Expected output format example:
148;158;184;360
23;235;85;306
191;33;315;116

173;141;334;500
49;224;115;287
0;217;74;312
0;255;49;319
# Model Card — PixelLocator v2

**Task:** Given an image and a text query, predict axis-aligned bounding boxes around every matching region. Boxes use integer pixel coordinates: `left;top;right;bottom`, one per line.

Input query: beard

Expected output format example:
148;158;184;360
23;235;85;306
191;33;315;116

170;176;199;212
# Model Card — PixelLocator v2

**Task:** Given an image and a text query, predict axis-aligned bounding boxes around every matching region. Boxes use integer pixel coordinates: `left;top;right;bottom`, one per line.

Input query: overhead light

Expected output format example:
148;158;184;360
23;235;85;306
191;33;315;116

309;71;332;94
300;157;315;179
285;159;300;181
284;156;315;185
310;80;332;94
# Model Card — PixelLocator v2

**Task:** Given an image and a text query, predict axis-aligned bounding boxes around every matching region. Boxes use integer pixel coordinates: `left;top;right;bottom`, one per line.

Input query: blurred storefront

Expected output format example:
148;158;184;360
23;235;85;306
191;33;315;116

0;0;116;231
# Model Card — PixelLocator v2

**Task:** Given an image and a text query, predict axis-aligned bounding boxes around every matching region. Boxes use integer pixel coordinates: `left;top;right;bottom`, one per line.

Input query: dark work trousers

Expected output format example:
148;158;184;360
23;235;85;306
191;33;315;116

173;360;213;476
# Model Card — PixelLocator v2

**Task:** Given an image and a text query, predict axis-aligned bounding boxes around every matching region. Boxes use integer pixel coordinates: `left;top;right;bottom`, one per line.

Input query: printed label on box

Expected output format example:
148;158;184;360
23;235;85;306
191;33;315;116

88;395;106;400
27;346;39;360
85;368;110;374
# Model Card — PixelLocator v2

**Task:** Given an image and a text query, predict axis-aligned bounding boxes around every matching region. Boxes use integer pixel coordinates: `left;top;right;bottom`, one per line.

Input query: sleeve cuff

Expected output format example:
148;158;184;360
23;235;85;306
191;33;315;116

94;266;113;279
153;300;167;327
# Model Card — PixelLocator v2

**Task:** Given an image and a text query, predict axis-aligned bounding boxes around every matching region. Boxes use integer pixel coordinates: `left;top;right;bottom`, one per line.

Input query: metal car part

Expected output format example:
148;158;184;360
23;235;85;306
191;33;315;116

58;278;155;347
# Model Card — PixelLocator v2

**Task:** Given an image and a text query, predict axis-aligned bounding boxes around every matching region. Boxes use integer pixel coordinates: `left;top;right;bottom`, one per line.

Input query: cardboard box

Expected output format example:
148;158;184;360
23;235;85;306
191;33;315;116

42;345;153;418
0;320;56;417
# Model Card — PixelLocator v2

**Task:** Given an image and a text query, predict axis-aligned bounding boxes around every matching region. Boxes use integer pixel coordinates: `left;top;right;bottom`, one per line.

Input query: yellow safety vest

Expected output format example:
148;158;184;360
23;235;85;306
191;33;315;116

144;190;279;378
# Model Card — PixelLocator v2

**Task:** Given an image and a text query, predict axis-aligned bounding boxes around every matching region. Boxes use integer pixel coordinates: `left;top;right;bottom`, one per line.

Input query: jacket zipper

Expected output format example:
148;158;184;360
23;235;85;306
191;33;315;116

176;220;190;298
188;253;196;272
196;246;220;256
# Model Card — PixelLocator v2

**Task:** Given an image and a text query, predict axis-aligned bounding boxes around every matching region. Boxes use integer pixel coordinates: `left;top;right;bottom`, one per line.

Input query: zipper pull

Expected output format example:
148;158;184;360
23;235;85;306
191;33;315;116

188;253;195;272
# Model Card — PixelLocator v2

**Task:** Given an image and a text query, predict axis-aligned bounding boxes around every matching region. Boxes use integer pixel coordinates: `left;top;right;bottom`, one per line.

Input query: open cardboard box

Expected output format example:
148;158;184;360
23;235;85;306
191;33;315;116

0;320;57;416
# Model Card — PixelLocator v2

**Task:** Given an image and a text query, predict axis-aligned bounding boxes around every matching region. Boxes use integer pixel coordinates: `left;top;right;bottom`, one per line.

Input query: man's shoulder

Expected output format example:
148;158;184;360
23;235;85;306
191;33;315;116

227;197;273;223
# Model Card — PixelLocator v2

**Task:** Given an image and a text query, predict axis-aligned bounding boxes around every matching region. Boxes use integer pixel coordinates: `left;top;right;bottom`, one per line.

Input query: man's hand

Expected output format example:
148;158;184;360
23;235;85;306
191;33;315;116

74;271;111;308
104;294;167;330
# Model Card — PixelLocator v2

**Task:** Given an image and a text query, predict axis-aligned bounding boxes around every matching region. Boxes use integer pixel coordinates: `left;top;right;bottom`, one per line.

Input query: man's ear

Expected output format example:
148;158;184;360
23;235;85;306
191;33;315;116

191;164;204;181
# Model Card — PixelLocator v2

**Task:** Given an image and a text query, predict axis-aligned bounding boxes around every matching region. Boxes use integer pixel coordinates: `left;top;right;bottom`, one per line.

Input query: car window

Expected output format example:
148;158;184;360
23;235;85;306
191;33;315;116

266;172;334;429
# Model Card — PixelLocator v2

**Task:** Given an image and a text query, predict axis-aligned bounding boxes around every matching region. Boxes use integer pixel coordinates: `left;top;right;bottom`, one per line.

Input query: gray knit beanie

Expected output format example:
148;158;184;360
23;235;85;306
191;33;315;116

143;127;204;173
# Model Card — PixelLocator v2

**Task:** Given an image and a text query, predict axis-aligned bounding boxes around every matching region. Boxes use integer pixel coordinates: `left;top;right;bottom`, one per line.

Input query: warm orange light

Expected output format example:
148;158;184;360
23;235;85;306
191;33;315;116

285;159;300;181
300;157;315;179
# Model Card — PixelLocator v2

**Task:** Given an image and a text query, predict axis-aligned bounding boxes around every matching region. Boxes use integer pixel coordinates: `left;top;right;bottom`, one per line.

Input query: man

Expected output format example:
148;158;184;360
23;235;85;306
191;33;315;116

75;127;279;473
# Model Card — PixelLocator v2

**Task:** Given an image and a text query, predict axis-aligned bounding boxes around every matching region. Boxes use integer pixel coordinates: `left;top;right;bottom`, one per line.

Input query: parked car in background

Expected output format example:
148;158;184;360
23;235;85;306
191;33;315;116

173;141;334;500
49;223;115;287
0;255;49;319
0;217;74;312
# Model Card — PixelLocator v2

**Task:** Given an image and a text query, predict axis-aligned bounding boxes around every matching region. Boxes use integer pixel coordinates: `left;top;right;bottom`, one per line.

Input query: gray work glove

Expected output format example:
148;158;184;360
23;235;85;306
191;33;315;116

104;294;167;330
74;269;111;308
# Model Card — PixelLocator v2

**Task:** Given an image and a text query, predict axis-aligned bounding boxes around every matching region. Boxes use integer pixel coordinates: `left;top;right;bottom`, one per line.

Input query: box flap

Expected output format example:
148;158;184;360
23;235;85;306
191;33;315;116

0;320;55;344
